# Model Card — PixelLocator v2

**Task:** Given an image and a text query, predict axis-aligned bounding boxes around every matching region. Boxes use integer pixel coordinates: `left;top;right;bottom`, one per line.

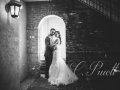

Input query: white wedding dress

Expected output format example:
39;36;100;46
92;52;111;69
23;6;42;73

48;38;78;86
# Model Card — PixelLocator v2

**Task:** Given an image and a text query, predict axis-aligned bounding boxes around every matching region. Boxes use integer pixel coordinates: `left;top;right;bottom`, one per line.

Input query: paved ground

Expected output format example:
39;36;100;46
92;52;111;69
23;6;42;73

20;77;36;90
24;75;120;90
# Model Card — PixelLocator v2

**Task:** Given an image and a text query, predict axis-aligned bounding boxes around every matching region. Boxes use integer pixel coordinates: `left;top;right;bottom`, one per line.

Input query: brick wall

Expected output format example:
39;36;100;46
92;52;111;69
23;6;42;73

26;1;71;77
26;1;120;77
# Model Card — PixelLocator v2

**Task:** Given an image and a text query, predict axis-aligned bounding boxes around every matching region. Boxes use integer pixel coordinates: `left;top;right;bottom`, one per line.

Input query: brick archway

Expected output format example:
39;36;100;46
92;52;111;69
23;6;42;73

38;14;67;62
38;11;68;25
27;10;69;76
37;13;68;75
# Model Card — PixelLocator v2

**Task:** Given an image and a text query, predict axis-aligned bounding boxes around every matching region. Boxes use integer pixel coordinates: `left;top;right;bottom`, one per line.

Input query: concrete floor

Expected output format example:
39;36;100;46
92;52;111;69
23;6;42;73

20;77;36;90
20;74;120;90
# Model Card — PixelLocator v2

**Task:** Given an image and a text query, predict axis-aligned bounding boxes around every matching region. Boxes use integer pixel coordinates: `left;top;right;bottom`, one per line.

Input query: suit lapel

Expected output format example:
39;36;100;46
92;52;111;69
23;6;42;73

49;36;53;45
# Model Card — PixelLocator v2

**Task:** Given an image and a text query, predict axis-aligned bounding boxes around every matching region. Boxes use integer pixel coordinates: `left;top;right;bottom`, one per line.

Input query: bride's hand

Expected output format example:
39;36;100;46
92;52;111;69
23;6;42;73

53;45;57;50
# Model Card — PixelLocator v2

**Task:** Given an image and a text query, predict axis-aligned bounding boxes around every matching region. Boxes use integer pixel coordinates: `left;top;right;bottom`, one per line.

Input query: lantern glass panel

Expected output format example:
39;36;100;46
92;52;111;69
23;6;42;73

15;6;20;16
10;5;15;15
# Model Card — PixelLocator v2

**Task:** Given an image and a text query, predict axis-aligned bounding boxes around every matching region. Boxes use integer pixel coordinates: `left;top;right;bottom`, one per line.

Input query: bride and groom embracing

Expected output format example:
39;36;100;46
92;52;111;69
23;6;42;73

44;28;78;86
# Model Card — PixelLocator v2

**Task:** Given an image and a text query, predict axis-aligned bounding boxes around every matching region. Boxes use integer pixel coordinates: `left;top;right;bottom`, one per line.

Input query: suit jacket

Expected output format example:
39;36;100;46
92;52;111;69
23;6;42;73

44;35;53;58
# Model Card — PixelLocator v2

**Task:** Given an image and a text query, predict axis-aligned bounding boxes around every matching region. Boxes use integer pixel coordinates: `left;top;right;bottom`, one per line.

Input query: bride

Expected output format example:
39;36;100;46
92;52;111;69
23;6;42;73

48;31;78;86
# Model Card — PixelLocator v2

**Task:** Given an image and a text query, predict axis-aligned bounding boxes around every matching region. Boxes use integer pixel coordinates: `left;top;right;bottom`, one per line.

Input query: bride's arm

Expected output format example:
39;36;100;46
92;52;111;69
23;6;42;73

50;39;58;46
53;38;60;46
51;39;60;50
54;39;59;45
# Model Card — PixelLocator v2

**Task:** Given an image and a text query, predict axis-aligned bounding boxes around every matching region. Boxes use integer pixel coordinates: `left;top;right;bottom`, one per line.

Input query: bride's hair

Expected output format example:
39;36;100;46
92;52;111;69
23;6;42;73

56;31;62;44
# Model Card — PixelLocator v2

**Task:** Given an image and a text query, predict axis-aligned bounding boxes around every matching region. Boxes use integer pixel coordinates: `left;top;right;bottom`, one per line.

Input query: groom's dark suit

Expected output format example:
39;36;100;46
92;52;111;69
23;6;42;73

44;35;53;79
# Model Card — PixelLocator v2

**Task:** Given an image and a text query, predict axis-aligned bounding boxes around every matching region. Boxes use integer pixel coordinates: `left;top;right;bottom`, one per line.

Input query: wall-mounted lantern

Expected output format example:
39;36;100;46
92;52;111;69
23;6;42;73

6;0;22;18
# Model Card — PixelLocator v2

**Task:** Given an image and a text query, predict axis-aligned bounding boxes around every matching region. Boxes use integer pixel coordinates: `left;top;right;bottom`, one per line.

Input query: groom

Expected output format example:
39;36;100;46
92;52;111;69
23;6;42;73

44;28;56;79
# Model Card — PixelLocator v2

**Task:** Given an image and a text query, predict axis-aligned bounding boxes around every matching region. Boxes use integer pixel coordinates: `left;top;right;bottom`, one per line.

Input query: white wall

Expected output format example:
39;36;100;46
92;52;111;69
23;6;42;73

19;1;27;82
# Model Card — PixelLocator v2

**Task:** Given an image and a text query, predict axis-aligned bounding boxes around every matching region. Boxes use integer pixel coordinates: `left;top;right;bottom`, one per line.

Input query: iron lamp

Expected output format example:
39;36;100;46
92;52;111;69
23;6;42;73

6;0;22;18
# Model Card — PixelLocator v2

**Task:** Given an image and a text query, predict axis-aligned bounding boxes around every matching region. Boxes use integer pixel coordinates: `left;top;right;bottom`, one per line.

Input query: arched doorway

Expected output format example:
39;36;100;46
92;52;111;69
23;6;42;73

38;15;66;63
